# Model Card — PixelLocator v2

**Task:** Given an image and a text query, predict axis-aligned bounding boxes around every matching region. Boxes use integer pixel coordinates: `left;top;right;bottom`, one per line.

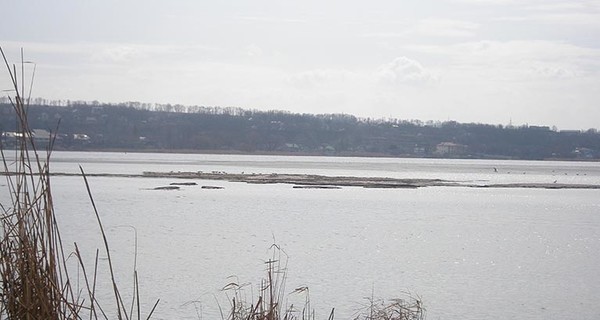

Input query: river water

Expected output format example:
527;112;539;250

2;151;600;319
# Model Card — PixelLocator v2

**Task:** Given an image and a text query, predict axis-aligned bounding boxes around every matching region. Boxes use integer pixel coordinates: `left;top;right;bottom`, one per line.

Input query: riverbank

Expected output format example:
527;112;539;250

44;147;600;162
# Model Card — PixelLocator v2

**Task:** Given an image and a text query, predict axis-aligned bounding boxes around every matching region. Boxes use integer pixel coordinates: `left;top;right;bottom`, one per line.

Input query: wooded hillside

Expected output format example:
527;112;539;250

1;101;598;160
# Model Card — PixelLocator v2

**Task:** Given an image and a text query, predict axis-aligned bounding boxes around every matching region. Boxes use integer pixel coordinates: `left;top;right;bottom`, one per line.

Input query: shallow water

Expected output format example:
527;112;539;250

2;151;600;319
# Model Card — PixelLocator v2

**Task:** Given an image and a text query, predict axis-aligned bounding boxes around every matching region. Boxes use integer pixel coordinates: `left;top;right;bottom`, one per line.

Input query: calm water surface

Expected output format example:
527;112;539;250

3;151;600;319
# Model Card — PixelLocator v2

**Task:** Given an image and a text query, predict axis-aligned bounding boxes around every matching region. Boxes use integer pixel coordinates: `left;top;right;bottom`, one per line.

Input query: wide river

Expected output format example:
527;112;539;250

3;151;600;319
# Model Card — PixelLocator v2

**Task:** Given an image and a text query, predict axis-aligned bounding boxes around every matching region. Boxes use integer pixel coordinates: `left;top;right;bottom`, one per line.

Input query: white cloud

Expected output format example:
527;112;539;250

446;0;520;5
90;46;142;63
1;41;223;68
244;44;263;57
494;12;600;27
360;18;479;39
448;0;600;27
405;40;600;79
378;57;439;86
525;1;600;12
375;39;600;128
414;19;480;38
287;69;356;88
1;41;88;55
527;62;578;79
444;0;600;29
237;16;307;24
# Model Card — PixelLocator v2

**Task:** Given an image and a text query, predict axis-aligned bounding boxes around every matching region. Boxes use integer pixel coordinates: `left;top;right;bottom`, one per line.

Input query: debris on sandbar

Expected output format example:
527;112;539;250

153;186;180;190
293;185;342;189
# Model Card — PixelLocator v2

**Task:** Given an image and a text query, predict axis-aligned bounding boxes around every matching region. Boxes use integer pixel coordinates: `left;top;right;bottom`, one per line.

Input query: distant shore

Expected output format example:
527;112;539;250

50;148;600;162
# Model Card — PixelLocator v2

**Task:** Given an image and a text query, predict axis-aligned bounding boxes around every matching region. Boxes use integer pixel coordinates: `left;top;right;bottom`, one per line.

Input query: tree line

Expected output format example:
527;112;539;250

1;101;598;160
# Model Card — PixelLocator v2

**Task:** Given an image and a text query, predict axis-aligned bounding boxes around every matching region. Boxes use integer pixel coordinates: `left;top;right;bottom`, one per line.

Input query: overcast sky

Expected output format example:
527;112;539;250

1;0;599;129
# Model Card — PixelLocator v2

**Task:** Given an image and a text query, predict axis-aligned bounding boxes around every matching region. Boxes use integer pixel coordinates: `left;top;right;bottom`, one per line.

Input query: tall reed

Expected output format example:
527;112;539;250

0;47;158;320
221;245;316;320
221;245;425;320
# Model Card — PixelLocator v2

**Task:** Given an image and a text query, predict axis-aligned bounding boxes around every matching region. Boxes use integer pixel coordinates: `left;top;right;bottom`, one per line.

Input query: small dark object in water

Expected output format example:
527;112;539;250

363;183;418;189
293;185;341;189
201;185;224;189
170;182;198;186
153;186;180;190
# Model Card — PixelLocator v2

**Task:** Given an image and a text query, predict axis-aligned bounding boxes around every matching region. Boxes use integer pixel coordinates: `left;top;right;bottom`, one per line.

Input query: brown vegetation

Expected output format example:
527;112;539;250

221;245;425;320
0;47;158;320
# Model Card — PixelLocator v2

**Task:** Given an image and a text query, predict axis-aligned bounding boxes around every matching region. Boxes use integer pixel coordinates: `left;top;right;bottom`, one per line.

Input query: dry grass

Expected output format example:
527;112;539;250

352;296;425;320
220;245;318;320
0;47;158;320
220;245;424;320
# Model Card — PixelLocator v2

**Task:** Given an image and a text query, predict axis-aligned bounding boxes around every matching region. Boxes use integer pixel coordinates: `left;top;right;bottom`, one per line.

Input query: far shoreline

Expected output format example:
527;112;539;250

49;148;600;163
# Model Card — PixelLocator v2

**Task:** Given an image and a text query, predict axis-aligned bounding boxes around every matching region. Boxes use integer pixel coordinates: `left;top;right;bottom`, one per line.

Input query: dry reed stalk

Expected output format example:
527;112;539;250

237;245;431;320
0;46;79;320
222;245;317;320
221;244;425;320
0;46;158;320
351;295;425;320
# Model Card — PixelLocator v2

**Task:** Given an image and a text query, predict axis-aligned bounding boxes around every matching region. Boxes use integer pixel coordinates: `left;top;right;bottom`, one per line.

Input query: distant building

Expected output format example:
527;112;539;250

560;130;582;135
281;143;301;152
529;126;551;131
572;147;596;159
320;145;336;154
32;129;51;143
1;131;22;146
435;142;467;156
413;145;426;156
1;129;51;146
73;133;91;142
